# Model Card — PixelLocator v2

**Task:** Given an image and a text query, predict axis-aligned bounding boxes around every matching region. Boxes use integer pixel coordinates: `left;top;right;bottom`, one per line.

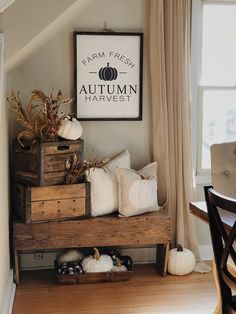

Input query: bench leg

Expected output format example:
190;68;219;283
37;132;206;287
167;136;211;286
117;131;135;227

14;250;20;285
156;243;169;276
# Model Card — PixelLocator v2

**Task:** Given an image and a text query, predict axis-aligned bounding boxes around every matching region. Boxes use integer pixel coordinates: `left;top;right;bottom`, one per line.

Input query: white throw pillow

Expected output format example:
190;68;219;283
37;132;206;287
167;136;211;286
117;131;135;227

116;162;160;217
87;149;130;217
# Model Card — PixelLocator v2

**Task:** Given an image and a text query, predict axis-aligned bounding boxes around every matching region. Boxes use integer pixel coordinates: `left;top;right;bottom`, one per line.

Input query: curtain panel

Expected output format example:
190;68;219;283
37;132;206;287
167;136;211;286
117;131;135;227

148;0;199;258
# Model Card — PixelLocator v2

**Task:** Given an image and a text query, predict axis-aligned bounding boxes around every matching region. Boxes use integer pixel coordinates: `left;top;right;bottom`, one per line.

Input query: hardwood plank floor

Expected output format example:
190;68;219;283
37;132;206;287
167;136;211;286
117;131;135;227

13;264;216;314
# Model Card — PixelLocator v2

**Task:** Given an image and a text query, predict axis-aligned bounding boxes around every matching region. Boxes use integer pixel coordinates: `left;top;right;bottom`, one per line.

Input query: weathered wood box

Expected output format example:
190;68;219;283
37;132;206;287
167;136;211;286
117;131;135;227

55;259;133;285
13;139;84;186
56;270;132;285
13;182;90;224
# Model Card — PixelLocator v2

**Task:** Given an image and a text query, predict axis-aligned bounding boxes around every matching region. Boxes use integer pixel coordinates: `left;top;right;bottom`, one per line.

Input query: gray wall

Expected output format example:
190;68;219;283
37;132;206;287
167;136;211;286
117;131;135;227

8;0;150;170
4;0;211;271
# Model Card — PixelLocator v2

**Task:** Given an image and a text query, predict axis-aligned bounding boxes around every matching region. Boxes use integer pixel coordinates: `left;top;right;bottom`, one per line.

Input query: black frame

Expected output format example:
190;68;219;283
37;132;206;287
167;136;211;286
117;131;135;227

74;31;143;121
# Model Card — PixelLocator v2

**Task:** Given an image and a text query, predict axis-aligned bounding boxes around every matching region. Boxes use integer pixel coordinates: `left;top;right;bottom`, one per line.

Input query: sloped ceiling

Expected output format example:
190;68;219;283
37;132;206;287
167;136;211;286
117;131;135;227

0;0;77;63
0;0;15;13
0;0;94;71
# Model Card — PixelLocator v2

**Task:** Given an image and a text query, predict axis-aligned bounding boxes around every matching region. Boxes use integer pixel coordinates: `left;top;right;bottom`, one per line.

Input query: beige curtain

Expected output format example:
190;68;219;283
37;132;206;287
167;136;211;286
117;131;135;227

148;0;199;258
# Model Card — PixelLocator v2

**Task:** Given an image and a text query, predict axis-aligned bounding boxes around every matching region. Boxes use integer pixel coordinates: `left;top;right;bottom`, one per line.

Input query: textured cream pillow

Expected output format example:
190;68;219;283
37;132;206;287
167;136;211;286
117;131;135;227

116;162;160;217
86;149;130;217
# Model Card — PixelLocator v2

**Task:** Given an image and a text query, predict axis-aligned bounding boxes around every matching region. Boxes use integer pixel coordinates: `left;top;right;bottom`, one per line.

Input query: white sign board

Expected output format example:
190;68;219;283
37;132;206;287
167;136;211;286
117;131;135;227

74;32;143;120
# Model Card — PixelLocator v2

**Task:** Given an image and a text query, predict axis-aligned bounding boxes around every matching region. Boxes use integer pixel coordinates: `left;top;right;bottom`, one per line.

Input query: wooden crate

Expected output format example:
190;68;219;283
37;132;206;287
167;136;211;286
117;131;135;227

13;139;84;186
56;270;132;284
13;182;90;224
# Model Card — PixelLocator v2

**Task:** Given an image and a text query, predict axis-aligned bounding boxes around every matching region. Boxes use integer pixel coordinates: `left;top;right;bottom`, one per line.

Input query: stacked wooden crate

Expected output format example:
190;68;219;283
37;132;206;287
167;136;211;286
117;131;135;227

13;139;90;224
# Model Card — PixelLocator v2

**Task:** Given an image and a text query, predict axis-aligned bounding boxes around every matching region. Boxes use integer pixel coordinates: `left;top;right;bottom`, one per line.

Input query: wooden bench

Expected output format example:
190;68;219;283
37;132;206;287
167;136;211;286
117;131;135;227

13;211;171;285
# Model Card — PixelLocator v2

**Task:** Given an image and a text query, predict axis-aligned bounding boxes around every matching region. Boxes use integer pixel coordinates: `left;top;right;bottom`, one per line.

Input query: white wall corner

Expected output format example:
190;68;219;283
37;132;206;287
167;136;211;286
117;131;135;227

0;270;16;314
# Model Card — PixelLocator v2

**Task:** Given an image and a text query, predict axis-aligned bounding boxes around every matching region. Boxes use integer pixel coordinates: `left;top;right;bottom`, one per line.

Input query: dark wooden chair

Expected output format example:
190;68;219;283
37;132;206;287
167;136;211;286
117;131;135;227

204;186;236;314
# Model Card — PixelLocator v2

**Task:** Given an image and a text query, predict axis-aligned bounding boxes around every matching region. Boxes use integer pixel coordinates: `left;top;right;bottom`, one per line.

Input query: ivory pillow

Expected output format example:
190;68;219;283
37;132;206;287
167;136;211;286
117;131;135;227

116;162;160;217
86;149;130;217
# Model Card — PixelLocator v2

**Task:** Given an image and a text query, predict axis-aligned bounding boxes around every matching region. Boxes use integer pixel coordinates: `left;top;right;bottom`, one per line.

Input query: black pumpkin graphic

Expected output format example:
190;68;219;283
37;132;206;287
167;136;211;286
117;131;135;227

99;63;118;81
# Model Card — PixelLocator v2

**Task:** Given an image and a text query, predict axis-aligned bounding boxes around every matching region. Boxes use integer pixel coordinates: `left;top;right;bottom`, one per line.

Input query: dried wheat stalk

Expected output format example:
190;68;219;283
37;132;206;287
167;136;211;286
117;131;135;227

7;89;73;146
32;89;73;141
7;91;44;146
65;154;109;184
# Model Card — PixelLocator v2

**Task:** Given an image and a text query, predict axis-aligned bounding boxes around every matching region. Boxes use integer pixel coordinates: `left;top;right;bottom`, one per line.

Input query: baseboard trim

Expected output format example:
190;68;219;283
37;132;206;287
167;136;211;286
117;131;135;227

1;269;16;314
19;245;214;271
20;247;158;270
199;244;213;261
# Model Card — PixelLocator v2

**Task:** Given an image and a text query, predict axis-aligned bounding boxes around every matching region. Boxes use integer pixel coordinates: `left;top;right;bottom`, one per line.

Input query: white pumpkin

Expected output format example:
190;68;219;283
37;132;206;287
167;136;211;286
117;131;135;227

82;248;113;273
58;249;84;264
57;118;83;140
112;258;127;272
167;244;196;275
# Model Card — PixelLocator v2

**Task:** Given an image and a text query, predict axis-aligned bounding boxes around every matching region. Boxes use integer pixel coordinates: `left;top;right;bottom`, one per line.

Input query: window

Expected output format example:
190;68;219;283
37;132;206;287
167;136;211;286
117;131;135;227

191;1;236;175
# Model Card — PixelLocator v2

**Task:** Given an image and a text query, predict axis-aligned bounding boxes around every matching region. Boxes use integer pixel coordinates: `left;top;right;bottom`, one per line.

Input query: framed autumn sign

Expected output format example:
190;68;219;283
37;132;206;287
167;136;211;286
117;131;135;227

74;32;143;120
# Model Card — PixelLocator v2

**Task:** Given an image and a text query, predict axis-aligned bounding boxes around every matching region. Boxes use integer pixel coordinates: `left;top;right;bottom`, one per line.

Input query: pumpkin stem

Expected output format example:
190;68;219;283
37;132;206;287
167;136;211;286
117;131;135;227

93;248;100;260
177;244;183;252
107;63;109;67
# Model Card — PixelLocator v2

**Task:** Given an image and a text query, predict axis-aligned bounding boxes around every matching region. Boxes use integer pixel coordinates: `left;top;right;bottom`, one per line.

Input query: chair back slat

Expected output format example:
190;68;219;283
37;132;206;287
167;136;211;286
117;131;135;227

222;222;236;268
204;186;236;312
208;189;236;214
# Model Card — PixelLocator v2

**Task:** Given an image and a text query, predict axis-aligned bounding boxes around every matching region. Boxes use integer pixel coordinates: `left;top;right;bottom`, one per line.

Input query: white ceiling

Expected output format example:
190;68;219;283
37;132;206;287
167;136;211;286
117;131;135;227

0;0;15;13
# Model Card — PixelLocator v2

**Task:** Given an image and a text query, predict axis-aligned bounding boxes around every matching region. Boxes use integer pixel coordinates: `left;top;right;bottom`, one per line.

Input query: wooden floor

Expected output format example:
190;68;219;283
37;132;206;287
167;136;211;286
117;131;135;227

13;264;217;314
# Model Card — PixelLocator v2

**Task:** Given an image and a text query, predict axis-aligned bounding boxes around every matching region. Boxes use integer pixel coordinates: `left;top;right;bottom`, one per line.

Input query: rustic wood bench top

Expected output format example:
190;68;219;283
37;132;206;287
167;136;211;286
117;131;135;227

13;211;172;284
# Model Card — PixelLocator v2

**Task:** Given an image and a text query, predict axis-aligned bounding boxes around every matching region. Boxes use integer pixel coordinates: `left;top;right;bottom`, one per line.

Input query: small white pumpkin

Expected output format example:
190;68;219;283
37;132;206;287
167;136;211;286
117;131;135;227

112;258;127;272
57;117;83;140
82;248;113;273
167;244;196;275
58;249;84;264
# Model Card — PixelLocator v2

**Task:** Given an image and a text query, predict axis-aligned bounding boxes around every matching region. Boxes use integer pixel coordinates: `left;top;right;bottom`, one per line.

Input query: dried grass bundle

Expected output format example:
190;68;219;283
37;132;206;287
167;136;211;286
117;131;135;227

7;89;73;146
65;154;109;184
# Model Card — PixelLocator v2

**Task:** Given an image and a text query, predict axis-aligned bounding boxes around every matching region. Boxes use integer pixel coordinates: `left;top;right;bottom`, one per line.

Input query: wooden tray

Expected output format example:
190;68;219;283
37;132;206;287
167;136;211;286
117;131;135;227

57;270;132;284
